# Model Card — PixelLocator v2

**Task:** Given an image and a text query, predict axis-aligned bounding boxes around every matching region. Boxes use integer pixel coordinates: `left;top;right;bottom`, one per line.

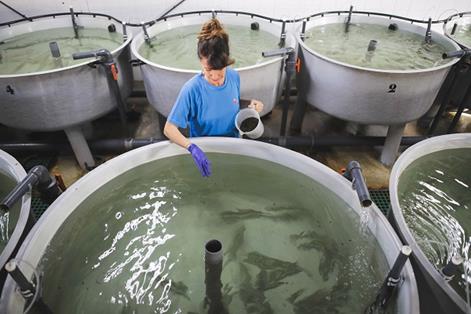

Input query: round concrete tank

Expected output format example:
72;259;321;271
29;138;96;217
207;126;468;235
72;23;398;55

0;138;418;313
294;14;460;166
0;150;32;292
389;133;471;314
131;13;294;117
0;14;133;169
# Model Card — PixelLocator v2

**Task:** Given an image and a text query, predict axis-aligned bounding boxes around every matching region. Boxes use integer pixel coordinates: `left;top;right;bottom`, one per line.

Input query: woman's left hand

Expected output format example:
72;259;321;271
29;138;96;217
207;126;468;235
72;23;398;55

248;99;264;113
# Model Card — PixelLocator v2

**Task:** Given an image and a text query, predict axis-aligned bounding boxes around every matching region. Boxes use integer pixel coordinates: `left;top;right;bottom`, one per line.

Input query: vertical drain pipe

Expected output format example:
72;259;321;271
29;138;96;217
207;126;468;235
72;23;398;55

279;20;286;48
122;22;128;41
5;260;53;313
204;239;227;314
366;246;412;313
262;47;296;136
425;18;432;44
69;7;79;39
451;23;458;36
345;5;353;33
142;22;152;47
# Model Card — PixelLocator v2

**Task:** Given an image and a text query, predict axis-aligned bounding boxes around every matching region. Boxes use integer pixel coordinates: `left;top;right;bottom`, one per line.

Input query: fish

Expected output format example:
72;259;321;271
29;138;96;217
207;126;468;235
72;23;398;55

245;252;307;291
238;263;274;314
290;230;345;281
220;206;306;224
224;225;246;267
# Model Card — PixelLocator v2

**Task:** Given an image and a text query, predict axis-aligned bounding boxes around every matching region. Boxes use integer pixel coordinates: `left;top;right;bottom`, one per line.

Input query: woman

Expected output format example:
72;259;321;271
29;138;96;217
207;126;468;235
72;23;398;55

164;18;264;177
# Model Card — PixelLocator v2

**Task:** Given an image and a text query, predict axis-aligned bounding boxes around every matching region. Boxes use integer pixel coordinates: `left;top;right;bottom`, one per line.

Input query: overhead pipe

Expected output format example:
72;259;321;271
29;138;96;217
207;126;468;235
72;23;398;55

0;1;32;21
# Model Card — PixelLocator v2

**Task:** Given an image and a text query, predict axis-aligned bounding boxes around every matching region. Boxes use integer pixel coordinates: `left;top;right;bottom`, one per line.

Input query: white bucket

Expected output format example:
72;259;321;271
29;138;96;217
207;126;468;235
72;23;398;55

235;108;264;139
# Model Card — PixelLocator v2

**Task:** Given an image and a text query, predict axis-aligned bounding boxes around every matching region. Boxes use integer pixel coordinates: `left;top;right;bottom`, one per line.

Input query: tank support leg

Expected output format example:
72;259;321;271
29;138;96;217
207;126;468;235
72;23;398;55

64;126;96;170
380;123;405;166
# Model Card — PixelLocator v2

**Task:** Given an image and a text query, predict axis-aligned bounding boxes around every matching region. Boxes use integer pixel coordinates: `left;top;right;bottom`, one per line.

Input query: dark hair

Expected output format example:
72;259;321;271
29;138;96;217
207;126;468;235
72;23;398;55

197;18;234;70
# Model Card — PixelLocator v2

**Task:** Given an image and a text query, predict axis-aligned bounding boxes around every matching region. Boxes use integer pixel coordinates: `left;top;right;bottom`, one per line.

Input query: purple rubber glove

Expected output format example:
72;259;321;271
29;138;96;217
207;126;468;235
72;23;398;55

187;144;211;177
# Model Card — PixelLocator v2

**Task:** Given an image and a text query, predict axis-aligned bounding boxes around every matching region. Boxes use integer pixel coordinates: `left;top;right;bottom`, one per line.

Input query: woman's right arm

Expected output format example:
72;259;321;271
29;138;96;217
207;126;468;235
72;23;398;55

163;121;191;149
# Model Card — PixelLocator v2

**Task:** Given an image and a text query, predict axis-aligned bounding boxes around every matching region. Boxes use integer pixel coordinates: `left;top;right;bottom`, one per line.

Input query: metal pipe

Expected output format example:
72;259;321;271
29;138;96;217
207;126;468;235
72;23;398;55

425;17;432;44
69;7;79;39
345;5;353;33
1;165;62;213
344;161;372;207
204;240;227;314
365;246;412;313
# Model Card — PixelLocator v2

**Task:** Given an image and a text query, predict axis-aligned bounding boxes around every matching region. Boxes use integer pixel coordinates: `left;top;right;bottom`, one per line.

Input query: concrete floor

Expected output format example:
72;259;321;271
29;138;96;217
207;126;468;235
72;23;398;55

1;89;470;190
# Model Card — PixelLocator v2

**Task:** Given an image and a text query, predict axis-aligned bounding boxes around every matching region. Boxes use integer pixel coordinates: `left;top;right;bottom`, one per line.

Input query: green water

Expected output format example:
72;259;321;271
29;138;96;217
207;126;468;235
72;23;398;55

0;172;21;253
450;23;471;49
38;154;391;314
0;27;122;75
304;23;451;70
398;148;471;300
138;25;279;70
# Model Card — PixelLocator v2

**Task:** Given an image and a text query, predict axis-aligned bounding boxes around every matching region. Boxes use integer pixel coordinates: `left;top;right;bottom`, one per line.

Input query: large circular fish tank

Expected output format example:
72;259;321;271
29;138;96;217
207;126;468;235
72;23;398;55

0;149;32;292
131;13;294;117
0;13;133;131
444;13;471;49
390;133;471;313
0;139;418;313
295;13;460;165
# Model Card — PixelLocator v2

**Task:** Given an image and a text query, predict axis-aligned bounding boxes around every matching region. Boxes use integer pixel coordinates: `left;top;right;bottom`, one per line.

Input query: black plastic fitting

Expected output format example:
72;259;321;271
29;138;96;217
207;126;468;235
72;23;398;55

344;161;372;207
49;41;61;58
388;23;398;31
442;49;471;59
1;165;62;212
441;254;463;281
250;22;259;30
108;23;116;32
73;48;114;64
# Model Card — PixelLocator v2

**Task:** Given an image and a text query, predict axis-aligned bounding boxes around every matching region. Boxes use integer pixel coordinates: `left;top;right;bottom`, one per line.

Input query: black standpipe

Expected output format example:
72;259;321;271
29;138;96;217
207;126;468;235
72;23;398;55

262;47;296;136
73;49;129;135
343;161;372;207
365;245;412;313
441;254;464;281
5;260;53;314
1;165;62;214
204;239;227;314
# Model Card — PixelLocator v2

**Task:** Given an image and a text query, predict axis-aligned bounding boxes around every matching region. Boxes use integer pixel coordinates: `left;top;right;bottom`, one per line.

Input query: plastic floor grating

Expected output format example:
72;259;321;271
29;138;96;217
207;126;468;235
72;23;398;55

31;196;51;221
370;189;391;216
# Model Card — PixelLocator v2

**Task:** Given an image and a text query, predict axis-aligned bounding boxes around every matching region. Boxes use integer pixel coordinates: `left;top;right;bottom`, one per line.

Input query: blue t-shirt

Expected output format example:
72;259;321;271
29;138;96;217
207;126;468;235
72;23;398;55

167;67;240;137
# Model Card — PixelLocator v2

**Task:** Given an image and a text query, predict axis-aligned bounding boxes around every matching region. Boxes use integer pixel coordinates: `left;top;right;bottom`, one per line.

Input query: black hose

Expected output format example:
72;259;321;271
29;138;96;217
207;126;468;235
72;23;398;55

0;1;31;21
0;135;428;154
